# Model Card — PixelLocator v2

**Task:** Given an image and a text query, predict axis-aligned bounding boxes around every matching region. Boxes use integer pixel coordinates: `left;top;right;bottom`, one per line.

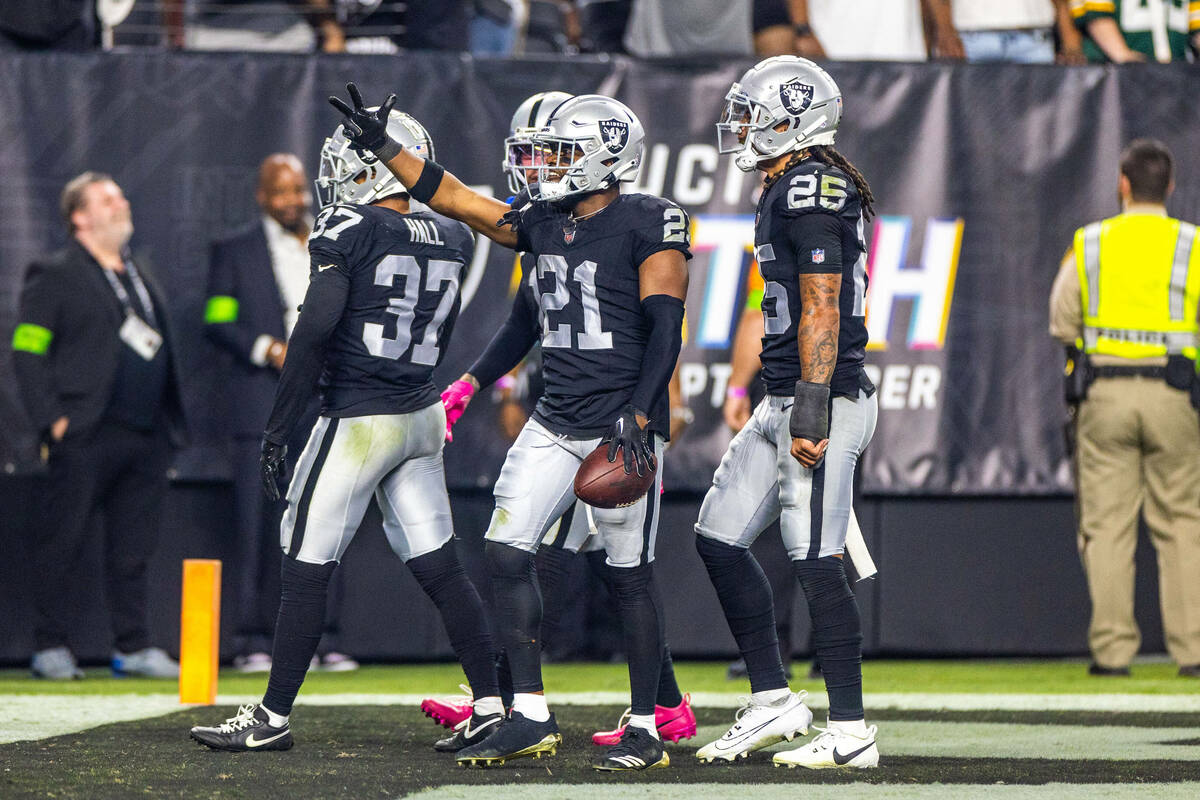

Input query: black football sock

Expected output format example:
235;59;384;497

608;562;662;717
408;540;500;699
649;574;684;708
496;650;514;709
695;534;788;693
793;556;863;720
535;543;575;635
263;556;336;716
485;541;544;693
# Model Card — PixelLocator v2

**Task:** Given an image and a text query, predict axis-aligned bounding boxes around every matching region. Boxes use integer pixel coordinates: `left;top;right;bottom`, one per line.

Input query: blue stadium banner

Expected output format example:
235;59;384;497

1;54;1196;495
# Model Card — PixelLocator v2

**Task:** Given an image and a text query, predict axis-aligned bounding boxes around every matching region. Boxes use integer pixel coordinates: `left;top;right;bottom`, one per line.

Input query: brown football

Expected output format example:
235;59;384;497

574;443;657;509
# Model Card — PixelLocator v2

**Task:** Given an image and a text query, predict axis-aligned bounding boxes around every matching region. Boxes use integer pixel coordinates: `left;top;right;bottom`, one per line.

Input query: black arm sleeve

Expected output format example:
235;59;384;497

630;294;685;417
468;289;540;389
263;264;349;444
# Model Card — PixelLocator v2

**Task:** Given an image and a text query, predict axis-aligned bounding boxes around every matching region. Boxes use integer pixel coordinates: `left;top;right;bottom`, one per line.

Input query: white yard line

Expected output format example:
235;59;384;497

4;691;1200;744
409;785;1200;800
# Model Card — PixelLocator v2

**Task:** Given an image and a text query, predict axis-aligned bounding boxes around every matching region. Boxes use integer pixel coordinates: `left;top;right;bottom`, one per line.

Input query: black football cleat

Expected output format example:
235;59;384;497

190;704;292;752
434;711;503;752
455;711;561;767
592;724;670;771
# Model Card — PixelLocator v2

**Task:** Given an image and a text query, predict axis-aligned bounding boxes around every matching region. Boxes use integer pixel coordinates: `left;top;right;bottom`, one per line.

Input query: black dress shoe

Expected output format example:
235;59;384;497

1178;664;1200;678
1088;662;1131;676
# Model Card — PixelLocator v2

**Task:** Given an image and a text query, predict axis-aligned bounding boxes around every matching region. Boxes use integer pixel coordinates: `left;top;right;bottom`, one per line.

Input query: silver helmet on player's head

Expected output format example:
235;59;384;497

315;109;436;209
717;55;842;173
529;94;644;202
504;90;573;195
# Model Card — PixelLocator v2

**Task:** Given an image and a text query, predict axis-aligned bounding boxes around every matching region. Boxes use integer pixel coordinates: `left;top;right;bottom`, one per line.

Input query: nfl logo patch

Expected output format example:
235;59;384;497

811;248;825;264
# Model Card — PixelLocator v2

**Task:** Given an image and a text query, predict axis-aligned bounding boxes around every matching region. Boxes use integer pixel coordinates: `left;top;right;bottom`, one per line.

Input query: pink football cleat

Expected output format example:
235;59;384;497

591;693;697;745
420;684;474;729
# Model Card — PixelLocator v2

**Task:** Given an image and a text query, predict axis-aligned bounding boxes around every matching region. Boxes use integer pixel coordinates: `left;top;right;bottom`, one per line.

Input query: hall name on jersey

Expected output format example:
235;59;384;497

405;218;445;246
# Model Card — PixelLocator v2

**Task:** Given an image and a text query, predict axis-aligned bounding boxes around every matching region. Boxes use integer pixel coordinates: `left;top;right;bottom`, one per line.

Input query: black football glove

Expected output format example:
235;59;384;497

260;439;288;501
603;405;656;477
497;186;536;229
328;82;401;160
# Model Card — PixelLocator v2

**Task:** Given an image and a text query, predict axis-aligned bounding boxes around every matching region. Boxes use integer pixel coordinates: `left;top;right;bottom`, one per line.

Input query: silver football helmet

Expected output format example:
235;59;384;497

504;91;573;194
315;109;435;209
530;94;644;202
717;56;842;172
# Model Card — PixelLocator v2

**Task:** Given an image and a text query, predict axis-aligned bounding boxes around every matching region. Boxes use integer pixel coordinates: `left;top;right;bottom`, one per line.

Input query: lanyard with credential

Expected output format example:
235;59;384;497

100;257;157;328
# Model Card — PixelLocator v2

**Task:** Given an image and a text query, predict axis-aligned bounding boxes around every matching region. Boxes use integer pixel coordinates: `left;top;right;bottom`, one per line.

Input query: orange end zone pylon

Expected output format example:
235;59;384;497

179;559;221;704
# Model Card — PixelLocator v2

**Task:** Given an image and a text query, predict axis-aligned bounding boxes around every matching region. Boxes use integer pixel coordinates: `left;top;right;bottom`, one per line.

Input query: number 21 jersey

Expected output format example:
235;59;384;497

515;193;691;439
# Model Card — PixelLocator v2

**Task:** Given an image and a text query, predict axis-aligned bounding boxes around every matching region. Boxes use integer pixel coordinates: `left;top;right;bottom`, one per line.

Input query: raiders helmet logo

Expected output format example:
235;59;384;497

779;80;814;116
599;118;630;154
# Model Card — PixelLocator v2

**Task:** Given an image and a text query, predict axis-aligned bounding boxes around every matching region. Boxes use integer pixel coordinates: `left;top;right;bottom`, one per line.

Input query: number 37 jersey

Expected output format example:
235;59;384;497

515;193;692;439
308;203;475;417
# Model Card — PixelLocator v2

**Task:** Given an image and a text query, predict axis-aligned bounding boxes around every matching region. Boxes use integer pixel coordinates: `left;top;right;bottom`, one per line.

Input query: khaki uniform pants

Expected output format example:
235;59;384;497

1076;376;1200;668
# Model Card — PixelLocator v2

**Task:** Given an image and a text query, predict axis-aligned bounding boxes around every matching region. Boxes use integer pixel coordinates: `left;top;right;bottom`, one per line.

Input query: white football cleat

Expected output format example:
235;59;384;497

773;723;879;769
696;690;813;762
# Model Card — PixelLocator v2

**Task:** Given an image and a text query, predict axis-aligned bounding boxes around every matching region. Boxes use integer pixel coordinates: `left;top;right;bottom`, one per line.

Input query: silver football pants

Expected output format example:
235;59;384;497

281;402;453;564
486;417;664;567
695;389;877;560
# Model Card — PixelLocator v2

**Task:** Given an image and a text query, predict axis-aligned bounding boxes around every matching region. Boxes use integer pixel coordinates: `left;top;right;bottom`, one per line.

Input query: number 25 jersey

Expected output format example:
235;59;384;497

515;193;692;439
308;203;475;417
755;158;871;398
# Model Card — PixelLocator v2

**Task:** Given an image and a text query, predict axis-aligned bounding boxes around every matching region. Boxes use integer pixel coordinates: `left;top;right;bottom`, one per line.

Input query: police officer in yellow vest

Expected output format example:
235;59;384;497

1050;139;1200;678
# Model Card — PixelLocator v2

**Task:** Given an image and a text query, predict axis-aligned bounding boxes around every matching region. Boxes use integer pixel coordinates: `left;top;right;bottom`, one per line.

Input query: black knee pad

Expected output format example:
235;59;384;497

408;540;464;598
486;540;536;580
279;555;336;599
607;561;653;595
792;556;855;615
695;533;746;572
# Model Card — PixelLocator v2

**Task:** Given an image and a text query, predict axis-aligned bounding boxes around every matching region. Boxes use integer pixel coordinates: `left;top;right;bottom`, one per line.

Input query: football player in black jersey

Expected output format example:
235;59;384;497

330;84;689;771
694;56;881;768
190;112;503;753
418;91;698;752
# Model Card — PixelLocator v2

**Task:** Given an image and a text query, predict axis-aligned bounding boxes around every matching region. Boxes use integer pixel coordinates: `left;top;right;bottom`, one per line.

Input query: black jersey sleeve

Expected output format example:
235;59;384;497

306;204;373;277
630;197;693;266
263;260;350;445
788;213;844;274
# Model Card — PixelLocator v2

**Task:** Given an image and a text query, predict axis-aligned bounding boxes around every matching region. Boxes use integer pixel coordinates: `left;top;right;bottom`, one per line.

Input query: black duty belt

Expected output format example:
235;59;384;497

1092;366;1167;380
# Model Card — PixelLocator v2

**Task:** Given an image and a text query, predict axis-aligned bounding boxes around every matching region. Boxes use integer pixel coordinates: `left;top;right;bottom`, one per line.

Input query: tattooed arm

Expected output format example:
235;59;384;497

798;273;841;384
789;271;841;468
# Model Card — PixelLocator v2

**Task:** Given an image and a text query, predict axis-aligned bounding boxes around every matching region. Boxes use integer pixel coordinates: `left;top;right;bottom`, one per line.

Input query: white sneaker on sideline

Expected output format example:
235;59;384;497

773;723;879;769
696;690;813;762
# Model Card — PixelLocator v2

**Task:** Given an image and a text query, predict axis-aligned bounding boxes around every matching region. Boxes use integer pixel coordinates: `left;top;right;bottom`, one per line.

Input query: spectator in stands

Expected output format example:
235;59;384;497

576;0;629;53
624;0;753;57
1070;0;1200;62
471;0;522;55
169;0;345;52
1050;139;1200;678
205;154;358;673
337;0;468;53
803;0;964;61
953;0;1085;63
12;173;187;680
0;0;95;50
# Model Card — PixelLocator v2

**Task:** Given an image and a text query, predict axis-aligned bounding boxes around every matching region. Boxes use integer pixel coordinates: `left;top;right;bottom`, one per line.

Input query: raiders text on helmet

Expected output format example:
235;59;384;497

716;56;842;172
504;90;573;194
530;94;644;202
315;110;435;209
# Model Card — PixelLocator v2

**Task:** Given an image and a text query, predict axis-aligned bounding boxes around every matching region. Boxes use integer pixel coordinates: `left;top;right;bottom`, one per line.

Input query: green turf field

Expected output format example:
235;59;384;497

0;658;1194;696
2;660;1198;799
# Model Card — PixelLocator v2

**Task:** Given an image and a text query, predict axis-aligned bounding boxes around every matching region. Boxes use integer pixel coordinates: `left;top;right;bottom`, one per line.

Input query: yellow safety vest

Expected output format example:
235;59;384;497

1073;213;1200;362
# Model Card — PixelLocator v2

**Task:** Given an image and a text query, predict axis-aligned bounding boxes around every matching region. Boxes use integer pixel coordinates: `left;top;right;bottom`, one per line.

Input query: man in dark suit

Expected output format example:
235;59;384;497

12;171;187;680
205;154;356;673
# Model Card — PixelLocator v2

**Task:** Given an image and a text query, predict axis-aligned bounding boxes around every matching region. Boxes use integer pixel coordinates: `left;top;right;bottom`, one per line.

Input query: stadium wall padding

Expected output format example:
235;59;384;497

0;54;1192;658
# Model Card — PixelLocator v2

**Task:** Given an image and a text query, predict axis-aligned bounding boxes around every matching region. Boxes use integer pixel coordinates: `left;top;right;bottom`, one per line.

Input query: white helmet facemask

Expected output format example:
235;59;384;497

315;109;435;209
504;91;573;195
529;94;644;203
716;56;842;173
